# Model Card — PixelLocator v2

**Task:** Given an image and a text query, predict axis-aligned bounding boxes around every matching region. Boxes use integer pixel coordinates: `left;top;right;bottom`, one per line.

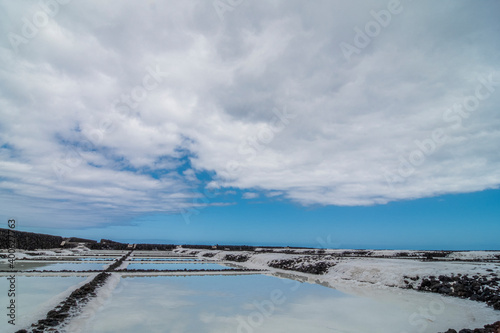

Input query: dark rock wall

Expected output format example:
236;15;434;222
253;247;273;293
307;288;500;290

0;228;63;250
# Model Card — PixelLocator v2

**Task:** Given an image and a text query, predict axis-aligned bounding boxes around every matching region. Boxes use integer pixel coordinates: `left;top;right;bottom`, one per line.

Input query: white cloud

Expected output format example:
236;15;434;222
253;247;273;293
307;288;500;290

1;0;499;227
242;192;259;200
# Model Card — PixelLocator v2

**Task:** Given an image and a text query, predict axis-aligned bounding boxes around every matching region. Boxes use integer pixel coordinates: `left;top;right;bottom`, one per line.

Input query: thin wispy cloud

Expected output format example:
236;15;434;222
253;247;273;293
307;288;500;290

242;192;259;200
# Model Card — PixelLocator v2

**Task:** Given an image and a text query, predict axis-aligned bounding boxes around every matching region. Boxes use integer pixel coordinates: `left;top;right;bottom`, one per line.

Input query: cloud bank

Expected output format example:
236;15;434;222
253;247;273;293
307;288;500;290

1;0;499;227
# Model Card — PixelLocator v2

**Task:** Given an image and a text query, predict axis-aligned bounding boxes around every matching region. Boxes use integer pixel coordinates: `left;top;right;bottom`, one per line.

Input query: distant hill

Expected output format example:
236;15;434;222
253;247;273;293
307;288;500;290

0;228;65;250
0;228;178;251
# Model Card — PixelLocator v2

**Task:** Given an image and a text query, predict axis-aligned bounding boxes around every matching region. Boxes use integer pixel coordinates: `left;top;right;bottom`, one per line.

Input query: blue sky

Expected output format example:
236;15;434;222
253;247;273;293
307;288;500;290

1;1;499;250
21;189;500;250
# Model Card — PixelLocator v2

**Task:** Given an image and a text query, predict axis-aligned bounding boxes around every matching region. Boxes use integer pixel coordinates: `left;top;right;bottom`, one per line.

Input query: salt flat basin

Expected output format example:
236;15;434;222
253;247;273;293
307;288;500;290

0;275;87;333
125;262;231;270
74;274;499;333
0;261;108;271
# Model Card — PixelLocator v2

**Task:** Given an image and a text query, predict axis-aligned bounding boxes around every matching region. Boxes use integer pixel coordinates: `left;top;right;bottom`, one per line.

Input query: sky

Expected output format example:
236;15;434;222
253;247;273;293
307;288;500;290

0;0;499;250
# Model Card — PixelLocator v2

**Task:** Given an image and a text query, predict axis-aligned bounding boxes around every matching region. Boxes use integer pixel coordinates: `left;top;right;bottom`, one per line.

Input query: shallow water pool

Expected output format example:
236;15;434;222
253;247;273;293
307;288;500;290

125;262;231;270
0;275;87;332
0;261;107;271
130;258;200;261
72;274;500;333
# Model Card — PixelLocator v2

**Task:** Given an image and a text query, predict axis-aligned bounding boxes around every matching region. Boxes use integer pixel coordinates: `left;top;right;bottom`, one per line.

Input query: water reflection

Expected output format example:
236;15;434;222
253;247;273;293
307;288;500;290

78;274;499;333
0;276;87;332
130;258;200;261
0;261;107;271
125;263;232;270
